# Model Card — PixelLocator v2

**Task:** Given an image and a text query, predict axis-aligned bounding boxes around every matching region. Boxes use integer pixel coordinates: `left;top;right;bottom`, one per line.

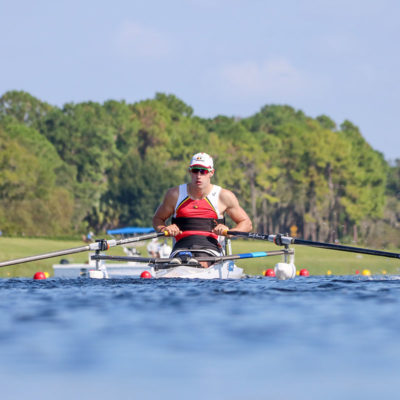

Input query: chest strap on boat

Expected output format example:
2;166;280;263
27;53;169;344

172;217;225;232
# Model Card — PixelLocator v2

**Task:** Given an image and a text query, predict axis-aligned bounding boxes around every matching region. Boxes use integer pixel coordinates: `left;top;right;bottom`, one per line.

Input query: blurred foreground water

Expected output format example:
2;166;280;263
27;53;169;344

1;275;400;400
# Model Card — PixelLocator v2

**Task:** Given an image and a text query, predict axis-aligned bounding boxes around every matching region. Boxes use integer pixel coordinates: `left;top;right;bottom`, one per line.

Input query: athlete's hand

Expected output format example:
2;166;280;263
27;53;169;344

213;224;230;236
163;224;182;237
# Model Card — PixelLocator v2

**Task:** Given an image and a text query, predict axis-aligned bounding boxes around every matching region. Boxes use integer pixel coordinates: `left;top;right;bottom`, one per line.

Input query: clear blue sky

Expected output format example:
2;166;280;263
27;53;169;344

1;0;399;161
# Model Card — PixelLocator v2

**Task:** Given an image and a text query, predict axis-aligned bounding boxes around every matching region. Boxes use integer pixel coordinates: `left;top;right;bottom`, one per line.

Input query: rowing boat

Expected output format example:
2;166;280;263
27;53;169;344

52;254;244;279
1;230;397;280
90;248;294;280
87;249;246;279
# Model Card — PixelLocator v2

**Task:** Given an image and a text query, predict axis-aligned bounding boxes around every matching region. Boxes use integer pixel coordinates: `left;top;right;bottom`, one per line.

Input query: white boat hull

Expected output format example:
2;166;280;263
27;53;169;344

154;261;243;279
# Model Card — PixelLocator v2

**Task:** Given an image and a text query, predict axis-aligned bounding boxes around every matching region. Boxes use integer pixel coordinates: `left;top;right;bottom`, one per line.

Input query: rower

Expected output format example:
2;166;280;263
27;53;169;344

152;152;252;268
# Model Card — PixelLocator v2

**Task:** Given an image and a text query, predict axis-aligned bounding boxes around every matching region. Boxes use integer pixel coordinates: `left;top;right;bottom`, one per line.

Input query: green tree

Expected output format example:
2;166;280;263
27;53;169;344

0;121;74;235
0;90;53;127
40;101;120;230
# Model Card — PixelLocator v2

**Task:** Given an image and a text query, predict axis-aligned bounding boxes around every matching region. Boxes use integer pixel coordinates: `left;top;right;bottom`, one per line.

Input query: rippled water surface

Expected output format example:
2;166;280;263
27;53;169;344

1;275;400;399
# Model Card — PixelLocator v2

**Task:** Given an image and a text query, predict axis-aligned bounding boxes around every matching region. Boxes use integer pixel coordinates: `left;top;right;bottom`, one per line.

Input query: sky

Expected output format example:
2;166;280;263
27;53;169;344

1;0;399;161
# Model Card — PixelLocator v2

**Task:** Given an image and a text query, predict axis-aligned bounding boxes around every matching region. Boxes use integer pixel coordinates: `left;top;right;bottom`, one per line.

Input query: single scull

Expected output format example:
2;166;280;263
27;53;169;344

90;248;294;279
1;230;397;280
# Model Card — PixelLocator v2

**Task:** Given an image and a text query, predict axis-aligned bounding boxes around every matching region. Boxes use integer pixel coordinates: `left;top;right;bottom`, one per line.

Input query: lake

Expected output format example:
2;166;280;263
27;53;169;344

1;275;400;400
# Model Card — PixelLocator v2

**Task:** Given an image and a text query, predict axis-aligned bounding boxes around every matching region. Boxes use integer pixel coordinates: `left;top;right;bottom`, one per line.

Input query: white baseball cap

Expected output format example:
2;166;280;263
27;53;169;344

189;152;214;170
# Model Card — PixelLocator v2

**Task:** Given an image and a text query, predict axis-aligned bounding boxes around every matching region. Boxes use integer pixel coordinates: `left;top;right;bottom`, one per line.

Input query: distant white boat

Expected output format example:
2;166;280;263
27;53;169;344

52;250;153;278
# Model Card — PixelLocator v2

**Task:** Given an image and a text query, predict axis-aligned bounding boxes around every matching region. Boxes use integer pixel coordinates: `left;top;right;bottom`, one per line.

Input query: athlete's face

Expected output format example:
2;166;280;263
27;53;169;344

189;167;214;188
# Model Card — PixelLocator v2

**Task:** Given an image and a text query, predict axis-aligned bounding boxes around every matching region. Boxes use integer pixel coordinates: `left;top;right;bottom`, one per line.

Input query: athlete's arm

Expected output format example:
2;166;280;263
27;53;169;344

213;189;252;235
152;187;182;237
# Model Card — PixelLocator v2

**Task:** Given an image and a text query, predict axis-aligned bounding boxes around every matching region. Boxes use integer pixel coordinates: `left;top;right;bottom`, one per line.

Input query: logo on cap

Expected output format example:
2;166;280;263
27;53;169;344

190;152;214;169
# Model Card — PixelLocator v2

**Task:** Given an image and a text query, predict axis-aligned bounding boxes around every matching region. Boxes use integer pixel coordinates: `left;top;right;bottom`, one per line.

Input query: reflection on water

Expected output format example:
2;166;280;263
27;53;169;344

1;276;400;400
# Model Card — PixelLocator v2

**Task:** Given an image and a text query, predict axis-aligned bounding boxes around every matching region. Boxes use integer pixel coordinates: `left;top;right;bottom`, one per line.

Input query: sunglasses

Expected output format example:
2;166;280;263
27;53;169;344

190;168;210;175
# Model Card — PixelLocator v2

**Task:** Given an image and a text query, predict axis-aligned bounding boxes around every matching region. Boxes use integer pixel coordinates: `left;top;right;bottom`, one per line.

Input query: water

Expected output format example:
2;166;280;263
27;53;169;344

1;275;400;400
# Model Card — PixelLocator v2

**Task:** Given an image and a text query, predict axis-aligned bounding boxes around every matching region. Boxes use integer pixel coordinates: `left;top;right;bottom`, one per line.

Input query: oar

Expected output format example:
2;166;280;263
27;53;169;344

91;249;290;264
0;232;166;268
226;231;400;260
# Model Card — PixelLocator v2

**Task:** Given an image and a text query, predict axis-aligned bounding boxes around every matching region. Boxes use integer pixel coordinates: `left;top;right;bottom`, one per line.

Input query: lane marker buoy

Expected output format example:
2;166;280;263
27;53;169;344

33;271;46;280
140;271;152;279
263;269;275;277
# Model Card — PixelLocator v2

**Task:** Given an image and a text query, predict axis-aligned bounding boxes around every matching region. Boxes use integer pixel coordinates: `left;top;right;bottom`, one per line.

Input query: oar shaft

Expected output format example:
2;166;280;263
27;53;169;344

0;232;166;268
198;250;288;262
0;245;91;268
227;231;400;260
293;238;400;259
91;255;163;264
114;232;165;246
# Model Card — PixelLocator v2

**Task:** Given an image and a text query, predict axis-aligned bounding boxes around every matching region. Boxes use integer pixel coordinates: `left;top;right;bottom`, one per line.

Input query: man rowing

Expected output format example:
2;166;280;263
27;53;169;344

152;152;252;267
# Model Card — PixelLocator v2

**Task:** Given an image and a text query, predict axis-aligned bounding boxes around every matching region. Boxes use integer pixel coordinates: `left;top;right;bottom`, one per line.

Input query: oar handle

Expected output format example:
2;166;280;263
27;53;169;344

224;231;293;245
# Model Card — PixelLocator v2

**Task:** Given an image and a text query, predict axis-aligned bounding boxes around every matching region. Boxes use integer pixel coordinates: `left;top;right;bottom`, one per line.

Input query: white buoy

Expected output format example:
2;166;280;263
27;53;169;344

89;257;109;279
88;269;106;279
274;262;296;280
89;262;109;279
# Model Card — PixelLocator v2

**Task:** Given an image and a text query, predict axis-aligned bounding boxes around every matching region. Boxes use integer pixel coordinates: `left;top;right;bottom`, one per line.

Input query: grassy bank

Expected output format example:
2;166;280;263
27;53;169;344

0;237;399;278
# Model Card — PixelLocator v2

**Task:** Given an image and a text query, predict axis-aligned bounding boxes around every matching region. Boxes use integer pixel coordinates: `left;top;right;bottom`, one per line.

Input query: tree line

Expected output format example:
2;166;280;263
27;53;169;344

0;90;398;247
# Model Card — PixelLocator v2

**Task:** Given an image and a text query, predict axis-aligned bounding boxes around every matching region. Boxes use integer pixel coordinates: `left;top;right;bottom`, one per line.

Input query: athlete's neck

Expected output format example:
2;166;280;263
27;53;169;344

187;183;213;200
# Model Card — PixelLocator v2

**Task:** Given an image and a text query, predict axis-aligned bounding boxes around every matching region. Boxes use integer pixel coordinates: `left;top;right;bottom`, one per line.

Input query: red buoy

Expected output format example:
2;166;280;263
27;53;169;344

140;271;152;279
299;269;310;277
33;271;47;280
264;269;276;277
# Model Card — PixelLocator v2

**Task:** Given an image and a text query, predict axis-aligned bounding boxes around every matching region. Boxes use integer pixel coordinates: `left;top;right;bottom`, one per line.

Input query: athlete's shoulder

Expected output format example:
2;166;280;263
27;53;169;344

219;187;239;205
219;187;236;198
164;186;180;202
